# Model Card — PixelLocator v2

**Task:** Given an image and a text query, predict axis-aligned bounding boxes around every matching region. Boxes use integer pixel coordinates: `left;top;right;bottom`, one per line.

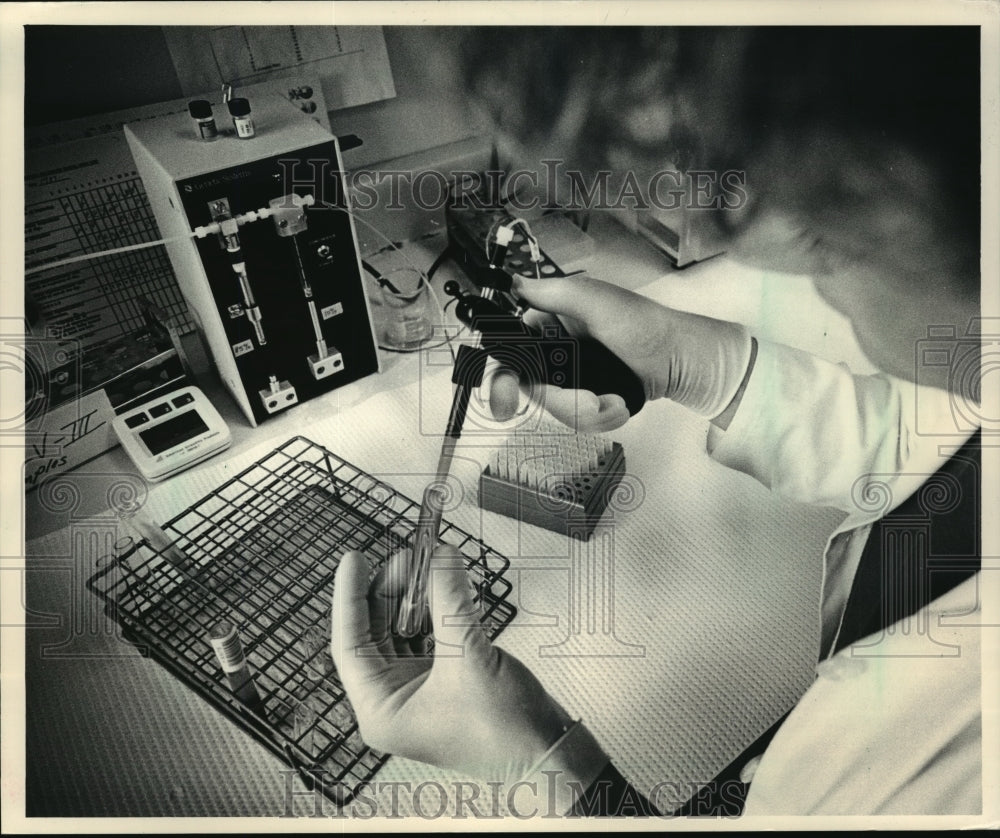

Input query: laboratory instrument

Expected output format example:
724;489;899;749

111;384;232;482
24;304;194;492
125;95;380;427
395;209;646;637
480;432;626;539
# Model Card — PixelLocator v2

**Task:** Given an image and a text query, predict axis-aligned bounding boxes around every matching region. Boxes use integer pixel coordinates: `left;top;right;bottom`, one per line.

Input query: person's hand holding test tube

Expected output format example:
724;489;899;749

393;484;445;638
332;546;610;801
331;273;653;801
391;330;478;639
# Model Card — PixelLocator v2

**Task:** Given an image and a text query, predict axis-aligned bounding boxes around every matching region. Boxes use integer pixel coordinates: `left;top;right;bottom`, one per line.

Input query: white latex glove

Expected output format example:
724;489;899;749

330;545;574;783
489;274;753;431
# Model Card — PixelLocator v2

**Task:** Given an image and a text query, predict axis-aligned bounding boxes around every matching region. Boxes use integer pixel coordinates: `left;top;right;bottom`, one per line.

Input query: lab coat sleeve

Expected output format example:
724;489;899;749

705;338;955;516
742;573;982;816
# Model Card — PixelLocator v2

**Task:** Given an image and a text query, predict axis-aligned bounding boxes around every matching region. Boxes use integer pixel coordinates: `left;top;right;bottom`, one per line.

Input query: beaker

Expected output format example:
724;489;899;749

378;267;432;350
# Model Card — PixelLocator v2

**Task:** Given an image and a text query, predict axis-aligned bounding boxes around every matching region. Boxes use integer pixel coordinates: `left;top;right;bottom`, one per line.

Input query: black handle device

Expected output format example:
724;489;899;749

392;270;645;640
443;273;646;417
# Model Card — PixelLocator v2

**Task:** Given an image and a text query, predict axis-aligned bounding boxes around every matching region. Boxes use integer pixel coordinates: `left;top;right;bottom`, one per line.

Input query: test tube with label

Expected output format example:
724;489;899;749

209;620;268;717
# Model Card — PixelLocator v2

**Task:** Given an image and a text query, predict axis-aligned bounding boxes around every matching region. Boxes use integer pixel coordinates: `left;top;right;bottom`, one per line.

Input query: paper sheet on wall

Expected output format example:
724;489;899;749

24;78;329;355
163;26;396;112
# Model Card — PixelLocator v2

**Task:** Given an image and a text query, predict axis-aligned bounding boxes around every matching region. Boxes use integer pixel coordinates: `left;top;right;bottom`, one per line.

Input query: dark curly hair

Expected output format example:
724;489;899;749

444;25;980;293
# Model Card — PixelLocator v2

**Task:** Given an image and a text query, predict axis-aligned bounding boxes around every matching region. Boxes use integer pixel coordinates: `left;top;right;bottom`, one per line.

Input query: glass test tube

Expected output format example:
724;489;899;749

293;700;318;751
329;696;354;731
94;536;134;607
298;624;335;681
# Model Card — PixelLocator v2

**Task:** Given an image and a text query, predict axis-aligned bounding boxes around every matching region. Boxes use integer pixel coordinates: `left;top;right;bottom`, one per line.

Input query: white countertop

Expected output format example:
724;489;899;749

19;211;855;818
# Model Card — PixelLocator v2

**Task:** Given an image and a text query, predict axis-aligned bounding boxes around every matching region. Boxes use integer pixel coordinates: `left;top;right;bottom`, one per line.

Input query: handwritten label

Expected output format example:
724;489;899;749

23;390;116;490
321;302;343;320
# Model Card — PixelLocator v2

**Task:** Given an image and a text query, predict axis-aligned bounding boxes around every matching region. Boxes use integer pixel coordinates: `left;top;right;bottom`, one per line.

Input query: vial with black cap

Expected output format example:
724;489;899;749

188;99;218;140
228;98;256;139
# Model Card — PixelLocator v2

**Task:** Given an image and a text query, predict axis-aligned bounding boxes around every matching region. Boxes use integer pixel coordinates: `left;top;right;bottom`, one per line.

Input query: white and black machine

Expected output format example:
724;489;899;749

125;95;381;427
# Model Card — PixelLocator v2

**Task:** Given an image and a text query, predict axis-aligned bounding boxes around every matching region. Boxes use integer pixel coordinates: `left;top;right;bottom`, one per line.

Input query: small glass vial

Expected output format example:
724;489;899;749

228;98;255;139
188;100;218;140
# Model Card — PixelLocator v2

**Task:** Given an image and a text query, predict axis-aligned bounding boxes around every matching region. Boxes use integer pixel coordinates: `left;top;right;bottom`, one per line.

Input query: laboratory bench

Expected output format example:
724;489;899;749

18;211;853;819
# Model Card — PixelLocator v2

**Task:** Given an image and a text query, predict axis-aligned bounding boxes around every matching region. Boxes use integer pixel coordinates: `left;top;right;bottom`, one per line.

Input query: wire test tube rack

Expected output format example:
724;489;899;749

86;436;517;806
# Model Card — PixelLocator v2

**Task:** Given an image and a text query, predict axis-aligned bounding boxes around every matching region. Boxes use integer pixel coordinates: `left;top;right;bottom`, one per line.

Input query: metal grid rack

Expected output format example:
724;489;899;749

86;436;517;805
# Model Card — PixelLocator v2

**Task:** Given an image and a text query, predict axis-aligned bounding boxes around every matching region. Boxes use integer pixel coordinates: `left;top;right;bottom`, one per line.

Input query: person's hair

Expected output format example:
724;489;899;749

449;26;980;292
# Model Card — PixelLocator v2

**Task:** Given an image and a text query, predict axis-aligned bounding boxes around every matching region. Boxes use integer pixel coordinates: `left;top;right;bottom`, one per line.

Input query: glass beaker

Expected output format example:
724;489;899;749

379;267;432;350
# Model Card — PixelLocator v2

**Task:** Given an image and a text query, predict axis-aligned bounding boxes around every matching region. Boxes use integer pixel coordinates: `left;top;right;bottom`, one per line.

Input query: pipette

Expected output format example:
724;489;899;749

393;361;476;638
394;268;646;638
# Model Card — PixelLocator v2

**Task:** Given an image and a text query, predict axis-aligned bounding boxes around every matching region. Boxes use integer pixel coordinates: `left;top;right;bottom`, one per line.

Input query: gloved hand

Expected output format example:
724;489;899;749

330;545;574;782
487;274;753;431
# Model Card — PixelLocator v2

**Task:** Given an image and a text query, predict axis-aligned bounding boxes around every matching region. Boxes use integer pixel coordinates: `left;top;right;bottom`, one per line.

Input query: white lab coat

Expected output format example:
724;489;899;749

706;338;981;815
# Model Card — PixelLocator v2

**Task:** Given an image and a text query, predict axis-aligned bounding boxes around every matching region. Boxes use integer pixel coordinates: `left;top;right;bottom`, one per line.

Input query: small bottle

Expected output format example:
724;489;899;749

228;98;255;139
188;99;218;140
208;620;268;717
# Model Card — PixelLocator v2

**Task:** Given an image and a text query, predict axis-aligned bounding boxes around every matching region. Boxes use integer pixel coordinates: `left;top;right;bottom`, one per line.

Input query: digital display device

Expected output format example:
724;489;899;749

113;385;232;482
139;409;210;455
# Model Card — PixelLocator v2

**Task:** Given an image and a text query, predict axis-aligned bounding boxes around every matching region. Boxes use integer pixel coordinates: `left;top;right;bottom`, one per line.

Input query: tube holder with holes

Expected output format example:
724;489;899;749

479;441;626;540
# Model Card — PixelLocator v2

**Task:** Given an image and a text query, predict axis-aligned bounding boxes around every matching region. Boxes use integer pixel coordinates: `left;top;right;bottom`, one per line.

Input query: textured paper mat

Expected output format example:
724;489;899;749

25;355;843;816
